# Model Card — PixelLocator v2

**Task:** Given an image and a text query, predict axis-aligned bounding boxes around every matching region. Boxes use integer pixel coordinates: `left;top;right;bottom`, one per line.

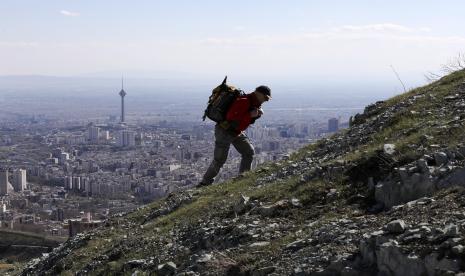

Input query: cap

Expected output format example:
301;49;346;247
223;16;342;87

255;85;272;100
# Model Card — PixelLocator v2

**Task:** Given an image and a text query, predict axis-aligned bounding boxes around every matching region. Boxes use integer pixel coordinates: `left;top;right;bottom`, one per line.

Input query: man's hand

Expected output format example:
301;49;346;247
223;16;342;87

250;108;263;118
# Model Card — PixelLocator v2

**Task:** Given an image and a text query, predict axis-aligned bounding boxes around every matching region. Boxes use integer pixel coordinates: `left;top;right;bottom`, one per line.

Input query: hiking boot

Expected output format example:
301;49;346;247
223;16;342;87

232;173;245;181
196;181;210;188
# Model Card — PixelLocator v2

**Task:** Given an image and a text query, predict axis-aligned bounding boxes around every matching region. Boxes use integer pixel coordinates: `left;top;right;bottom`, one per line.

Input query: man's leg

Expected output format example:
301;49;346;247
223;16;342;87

232;133;255;173
201;126;232;185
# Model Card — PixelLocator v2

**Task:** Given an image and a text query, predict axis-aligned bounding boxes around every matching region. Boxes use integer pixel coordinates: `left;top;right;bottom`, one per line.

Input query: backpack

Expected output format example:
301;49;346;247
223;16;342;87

202;76;245;123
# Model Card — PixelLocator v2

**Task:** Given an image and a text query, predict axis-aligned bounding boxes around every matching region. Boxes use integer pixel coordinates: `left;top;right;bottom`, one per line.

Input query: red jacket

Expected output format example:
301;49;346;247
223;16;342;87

226;93;261;134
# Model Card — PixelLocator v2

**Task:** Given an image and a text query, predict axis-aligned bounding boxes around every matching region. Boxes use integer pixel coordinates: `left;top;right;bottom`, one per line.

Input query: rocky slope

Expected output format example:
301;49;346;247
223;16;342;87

0;230;63;262
20;69;465;275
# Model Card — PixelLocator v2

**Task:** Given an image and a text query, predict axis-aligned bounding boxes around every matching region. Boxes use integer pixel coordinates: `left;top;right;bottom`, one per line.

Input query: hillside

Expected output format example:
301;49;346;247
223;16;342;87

0;230;64;274
0;230;63;257
20;70;465;275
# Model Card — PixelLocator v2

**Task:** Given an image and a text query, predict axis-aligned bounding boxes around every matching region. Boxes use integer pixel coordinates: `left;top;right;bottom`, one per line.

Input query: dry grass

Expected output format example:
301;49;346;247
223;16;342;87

0;263;15;270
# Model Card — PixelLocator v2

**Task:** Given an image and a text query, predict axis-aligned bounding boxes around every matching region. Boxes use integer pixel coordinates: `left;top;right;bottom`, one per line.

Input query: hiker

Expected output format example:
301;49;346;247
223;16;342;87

198;85;272;187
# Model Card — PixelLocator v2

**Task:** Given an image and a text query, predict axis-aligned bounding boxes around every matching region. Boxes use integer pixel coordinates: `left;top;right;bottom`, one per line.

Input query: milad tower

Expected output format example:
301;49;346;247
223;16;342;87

119;77;126;123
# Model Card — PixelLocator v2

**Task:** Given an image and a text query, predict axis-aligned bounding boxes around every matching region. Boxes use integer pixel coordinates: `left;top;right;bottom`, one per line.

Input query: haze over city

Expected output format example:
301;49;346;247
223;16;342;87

2;1;465;124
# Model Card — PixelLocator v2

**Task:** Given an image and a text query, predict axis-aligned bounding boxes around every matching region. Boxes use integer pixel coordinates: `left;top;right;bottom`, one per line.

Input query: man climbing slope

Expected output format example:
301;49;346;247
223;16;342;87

198;85;272;187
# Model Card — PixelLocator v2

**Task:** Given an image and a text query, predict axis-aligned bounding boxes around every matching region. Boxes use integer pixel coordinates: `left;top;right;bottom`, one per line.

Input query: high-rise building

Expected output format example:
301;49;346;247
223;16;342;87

328;118;339;132
57;208;64;221
80;177;89;192
65;176;73;190
135;132;144;146
267;141;280;151
102;130;110;141
0;169;14;196
59;152;70;165
72;177;81;191
52;148;63;158
1;201;6;213
117;130;135;147
119;77;127;123
88;126;100;143
13;169;27;192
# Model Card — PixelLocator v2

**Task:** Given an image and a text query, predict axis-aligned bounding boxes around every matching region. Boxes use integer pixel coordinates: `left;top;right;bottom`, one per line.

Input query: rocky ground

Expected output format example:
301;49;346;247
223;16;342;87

16;70;465;275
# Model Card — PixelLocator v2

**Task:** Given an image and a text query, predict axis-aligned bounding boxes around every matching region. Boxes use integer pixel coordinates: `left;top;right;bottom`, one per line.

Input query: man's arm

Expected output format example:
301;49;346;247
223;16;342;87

250;107;263;124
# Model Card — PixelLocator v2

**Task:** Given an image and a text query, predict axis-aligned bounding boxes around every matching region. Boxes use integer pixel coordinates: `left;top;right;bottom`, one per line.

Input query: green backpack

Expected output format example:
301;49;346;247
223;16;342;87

202;76;244;123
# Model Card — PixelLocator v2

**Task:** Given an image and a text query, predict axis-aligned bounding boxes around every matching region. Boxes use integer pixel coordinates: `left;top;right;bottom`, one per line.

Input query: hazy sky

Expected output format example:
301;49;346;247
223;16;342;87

1;0;465;84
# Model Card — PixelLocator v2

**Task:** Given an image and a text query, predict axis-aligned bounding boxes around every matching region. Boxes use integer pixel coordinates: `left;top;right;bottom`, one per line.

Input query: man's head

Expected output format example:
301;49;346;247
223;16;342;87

254;85;271;104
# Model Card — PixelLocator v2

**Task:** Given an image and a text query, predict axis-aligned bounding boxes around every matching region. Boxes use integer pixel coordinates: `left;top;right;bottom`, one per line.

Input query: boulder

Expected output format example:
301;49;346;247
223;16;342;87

375;172;434;208
438;167;465;189
434;152;448;166
256;200;289;217
124;259;148;270
416;159;429;173
386;220;406;234
377;240;426;276
445;224;460;237
157;262;177;276
285;239;308;252
233;195;251;215
424;253;461;275
197;253;213;263
384;144;396;155
452;245;465;255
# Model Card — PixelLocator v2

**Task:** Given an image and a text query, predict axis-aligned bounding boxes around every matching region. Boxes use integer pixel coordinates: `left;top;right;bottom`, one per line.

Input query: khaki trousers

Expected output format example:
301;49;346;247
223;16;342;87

202;124;255;184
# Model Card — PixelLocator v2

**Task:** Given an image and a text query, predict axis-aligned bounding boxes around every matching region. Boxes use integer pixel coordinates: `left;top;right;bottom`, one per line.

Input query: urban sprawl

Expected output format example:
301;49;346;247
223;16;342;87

0;85;346;239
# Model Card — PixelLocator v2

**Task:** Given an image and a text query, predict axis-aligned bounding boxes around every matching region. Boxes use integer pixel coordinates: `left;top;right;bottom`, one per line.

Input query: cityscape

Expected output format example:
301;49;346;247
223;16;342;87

0;80;350;239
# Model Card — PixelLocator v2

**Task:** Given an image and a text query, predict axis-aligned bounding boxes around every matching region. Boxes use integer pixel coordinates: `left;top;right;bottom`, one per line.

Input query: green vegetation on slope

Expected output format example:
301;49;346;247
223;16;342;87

22;69;465;275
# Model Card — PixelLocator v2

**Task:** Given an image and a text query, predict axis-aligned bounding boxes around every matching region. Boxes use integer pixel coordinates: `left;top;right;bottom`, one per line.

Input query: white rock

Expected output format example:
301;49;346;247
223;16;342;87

197;253;213;263
383;144;396;155
249;241;270;248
